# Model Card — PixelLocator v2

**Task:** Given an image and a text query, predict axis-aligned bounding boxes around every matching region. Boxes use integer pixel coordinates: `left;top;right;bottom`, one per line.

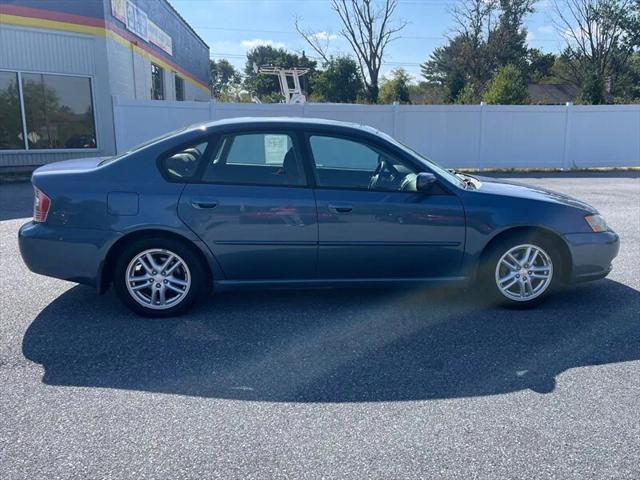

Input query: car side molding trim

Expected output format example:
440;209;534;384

321;241;462;247
212;240;461;247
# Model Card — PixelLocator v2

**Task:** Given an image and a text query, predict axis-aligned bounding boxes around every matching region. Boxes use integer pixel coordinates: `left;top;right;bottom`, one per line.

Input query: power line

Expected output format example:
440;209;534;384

209;52;424;67
196;25;561;42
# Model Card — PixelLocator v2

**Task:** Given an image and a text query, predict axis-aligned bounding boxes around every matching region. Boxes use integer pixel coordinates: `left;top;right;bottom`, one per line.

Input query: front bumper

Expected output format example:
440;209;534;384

564;230;620;283
19;222;119;288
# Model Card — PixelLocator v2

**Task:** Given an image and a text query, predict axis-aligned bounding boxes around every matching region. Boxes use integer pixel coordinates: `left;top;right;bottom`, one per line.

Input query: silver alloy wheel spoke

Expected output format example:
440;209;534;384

160;254;175;272
504;254;520;270
166;283;185;294
145;253;158;271
529;265;550;272
495;244;553;302
166;261;182;275
131;282;150;291
524;279;533;296
139;257;154;274
518;281;525;297
530;272;550;279
125;249;192;310
168;276;188;287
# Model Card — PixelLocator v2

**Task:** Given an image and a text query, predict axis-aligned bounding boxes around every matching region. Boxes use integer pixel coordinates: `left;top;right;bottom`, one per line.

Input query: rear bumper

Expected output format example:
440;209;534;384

564;230;620;283
19;222;119;288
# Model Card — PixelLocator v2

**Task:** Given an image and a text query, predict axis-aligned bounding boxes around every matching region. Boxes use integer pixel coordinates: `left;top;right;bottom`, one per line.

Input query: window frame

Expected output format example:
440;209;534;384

0;70;26;151
193;129;312;189
174;73;185;101
0;68;99;153
151;63;165;100
303;131;450;194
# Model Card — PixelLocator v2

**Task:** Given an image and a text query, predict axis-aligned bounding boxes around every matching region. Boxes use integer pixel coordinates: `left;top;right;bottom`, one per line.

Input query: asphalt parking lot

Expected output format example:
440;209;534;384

1;173;639;479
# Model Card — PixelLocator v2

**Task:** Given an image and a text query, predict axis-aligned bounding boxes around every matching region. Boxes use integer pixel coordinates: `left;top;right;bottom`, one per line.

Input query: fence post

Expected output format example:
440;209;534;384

477;102;485;170
392;101;400;138
562;102;573;170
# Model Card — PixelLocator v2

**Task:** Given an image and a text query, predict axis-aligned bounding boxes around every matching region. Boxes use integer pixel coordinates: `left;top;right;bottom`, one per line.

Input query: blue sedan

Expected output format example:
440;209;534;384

19;118;620;317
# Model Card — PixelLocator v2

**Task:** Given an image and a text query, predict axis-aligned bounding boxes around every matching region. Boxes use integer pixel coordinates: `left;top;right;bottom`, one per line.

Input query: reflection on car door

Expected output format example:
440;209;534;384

307;133;466;280
178;131;318;281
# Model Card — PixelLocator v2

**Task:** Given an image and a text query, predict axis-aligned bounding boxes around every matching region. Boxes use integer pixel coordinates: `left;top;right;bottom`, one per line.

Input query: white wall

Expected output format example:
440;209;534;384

112;98;640;169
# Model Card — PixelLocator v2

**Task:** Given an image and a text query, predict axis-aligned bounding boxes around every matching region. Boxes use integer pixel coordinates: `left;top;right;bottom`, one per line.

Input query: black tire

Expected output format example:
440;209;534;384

479;232;563;308
113;236;210;317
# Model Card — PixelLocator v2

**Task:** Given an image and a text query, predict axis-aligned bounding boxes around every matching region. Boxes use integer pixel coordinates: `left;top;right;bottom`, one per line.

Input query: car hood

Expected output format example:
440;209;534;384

474;176;598;213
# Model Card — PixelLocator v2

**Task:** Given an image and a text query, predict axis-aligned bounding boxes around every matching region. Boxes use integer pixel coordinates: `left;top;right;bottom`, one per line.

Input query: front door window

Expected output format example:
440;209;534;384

309;135;419;192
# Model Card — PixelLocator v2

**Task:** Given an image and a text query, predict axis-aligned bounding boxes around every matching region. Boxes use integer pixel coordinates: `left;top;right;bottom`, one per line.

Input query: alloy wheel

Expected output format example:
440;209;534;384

494;244;553;301
125;249;192;310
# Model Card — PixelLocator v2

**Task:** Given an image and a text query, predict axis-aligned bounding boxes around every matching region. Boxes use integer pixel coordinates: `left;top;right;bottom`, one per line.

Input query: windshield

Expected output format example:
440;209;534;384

99;126;192;166
376;131;466;189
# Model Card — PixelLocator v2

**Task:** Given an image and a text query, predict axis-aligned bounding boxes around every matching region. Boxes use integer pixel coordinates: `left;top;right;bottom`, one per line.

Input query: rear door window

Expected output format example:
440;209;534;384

202;133;306;186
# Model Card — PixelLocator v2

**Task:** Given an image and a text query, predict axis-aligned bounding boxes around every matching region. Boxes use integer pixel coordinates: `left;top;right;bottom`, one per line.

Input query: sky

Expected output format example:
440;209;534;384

171;0;567;82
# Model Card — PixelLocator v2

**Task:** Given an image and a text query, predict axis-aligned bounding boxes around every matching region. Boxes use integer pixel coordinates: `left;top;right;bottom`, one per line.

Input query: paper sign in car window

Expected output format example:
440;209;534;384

264;135;289;165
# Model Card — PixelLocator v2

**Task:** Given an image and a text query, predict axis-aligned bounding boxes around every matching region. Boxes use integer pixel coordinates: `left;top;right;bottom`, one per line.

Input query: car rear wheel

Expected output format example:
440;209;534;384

113;237;208;317
481;234;561;308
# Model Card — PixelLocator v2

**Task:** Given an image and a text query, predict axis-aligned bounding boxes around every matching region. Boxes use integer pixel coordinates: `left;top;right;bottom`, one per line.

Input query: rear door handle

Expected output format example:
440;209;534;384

190;198;218;209
328;204;353;214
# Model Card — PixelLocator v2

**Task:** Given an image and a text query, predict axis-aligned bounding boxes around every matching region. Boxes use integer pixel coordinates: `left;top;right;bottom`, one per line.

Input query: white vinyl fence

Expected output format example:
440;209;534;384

112;97;640;169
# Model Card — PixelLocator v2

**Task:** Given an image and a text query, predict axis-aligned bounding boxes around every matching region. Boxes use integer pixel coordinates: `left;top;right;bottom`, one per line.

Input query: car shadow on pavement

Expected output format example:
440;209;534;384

22;279;640;402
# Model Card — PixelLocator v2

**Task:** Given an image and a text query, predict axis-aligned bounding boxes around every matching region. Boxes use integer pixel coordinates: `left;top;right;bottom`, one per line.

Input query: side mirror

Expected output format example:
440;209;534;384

416;172;437;192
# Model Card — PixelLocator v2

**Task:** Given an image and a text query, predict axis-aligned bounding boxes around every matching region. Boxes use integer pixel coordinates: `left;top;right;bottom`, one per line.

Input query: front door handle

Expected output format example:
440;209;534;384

328;204;353;214
191;199;218;209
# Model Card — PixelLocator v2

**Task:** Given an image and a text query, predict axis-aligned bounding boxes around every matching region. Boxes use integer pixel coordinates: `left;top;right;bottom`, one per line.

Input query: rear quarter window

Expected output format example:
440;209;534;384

161;141;209;180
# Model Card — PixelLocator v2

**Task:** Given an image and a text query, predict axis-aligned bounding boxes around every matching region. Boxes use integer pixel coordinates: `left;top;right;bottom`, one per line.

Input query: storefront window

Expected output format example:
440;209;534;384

175;75;185;101
151;63;164;100
21;73;96;149
0;71;25;150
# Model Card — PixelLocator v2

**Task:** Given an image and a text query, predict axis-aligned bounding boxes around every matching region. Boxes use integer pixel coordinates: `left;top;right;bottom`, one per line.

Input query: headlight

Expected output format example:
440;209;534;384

585;214;608;232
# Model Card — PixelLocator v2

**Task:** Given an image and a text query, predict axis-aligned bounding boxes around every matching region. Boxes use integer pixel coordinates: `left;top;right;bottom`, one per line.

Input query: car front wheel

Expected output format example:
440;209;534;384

113;237;208;317
482;235;560;307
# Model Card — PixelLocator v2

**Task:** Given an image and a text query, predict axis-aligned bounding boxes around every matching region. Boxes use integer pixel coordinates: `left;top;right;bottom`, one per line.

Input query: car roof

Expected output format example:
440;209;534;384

187;117;383;136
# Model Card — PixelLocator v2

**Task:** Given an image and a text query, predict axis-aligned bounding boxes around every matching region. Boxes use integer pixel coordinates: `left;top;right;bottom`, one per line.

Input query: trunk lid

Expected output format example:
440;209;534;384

32;157;109;177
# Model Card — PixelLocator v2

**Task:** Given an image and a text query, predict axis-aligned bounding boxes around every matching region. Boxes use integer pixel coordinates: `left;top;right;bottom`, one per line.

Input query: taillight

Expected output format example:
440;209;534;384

33;187;51;222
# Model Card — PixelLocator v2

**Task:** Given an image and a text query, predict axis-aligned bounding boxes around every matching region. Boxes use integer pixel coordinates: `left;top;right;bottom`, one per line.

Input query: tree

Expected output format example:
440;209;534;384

407;82;447;104
209;59;241;98
297;0;407;103
450;0;498;85
243;45;317;102
378;67;412;103
456;82;481;103
421;37;471;102
421;0;497;101
487;0;535;73
552;0;633;104
527;49;556;83
311;56;363;102
421;0;543;102
482;64;530;103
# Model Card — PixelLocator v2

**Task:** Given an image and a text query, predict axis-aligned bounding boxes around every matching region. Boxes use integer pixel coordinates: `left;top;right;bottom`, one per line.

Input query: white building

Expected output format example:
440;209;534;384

0;0;210;170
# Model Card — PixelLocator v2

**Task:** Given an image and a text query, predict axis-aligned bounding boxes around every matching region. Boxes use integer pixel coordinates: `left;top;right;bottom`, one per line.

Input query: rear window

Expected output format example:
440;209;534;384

99;126;192;166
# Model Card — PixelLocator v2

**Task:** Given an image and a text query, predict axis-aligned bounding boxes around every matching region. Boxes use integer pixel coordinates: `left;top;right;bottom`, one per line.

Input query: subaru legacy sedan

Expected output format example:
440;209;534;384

19;118;619;317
